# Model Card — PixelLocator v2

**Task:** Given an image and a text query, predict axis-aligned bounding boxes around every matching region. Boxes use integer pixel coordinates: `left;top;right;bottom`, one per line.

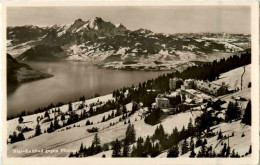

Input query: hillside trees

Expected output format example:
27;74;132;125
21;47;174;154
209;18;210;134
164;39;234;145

241;100;251;125
35;123;42;136
172;51;251;81
144;108;161;125
125;124;136;144
9;131;25;143
181;138;189;155
92;133;101;154
167;145;179;157
195;111;215;132
112;139;121;157
44;110;50;119
122;139;130;157
225;101;241;122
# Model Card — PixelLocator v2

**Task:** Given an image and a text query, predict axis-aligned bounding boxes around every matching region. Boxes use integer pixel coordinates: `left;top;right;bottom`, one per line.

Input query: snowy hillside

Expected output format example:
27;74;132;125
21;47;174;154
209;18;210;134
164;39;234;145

213;64;251;90
7;83;251;158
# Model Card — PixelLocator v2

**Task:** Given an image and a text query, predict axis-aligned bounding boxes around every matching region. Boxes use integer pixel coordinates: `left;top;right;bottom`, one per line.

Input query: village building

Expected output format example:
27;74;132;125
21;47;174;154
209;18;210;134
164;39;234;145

181;88;211;103
181;79;194;90
194;80;227;96
180;79;227;97
155;94;170;109
169;78;183;91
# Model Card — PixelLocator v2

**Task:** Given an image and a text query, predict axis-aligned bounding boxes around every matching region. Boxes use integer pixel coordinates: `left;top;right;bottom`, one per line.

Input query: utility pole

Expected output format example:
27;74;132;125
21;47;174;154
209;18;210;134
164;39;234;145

241;66;246;90
227;134;230;148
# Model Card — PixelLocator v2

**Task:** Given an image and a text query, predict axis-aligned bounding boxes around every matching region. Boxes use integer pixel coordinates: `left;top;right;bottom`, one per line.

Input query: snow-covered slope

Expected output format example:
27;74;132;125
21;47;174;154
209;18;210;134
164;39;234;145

7;84;251;158
213;64;251;90
7;99;202;157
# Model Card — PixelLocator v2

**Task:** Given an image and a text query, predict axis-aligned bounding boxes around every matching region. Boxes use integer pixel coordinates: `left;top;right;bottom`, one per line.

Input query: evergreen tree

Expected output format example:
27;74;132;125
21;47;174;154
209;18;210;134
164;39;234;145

217;129;223;140
44;111;50;118
79;142;84;153
92;133;101;154
125;124;136;144
180;125;187;140
197;143;207;157
47;122;54;133
112;139;121;157
10;131;17;143
189;147;196;158
195;111;214;132
61;113;65;121
131;102;138;115
17;132;25;141
54;117;60;130
181;138;189;155
151;143;160;157
225;101;241;122
111;110;115;117
195;134;202;147
241;100;251;125
144;108;161;125
182;94;186;102
143;136;152;155
230;149;239;157
122;105;127;114
92;133;101;147
102;116;106;122
135;137;144;157
248;145;252;154
35;123;42;136
225;146;230;157
153;124;165;142
187;118;194;136
86;120;91;126
203;139;208;145
248;82;251;88
167;145;179;157
68;102;73;112
18;116;24;124
189;137;195;151
115;106;122;116
169;127;179;146
220;143;227;157
122;140;129;157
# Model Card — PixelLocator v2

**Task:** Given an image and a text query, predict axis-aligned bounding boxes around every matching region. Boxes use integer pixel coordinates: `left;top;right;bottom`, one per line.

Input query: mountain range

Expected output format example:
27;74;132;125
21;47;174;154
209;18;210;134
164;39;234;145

7;17;250;70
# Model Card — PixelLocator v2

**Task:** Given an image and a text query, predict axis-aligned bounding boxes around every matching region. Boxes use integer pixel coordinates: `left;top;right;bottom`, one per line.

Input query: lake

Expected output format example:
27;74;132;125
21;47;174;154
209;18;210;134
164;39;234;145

7;61;169;118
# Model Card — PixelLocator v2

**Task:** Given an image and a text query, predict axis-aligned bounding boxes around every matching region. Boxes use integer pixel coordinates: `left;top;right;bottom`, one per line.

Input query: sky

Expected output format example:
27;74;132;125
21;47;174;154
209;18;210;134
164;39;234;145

7;6;250;34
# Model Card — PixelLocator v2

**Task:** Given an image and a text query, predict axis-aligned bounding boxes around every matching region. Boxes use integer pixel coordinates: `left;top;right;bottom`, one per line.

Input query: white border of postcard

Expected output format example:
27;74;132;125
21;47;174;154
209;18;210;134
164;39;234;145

1;1;259;165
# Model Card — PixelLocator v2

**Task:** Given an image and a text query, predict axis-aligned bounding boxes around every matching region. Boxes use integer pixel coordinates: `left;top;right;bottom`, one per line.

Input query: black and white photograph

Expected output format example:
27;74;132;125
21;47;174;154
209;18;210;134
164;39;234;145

1;1;259;165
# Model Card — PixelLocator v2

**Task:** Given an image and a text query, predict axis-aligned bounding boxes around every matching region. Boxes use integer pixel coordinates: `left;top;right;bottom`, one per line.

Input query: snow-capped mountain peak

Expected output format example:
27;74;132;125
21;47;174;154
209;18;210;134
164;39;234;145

115;23;127;31
87;17;103;30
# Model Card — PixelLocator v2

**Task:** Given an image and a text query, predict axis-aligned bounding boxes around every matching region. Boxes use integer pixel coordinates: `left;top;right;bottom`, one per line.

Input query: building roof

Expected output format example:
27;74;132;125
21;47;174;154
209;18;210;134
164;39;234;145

170;77;183;81
158;98;169;101
185;89;212;100
195;80;226;91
